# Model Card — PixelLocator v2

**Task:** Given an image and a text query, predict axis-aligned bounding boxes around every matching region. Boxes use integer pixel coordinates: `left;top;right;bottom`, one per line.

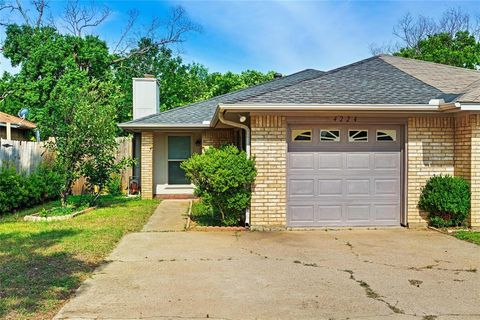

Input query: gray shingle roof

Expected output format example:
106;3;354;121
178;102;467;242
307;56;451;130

238;56;464;105
120;54;480;128
120;69;324;127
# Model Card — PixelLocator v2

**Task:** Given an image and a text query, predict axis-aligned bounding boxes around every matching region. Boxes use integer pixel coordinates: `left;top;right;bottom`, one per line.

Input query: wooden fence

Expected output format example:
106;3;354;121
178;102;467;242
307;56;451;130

0;137;133;195
0;138;47;174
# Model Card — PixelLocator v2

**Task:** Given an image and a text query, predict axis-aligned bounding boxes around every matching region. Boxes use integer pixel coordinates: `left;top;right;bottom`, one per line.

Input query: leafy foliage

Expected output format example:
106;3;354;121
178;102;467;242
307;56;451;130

418;175;470;228
181;145;256;226
0;162;63;214
0;27;275;132
45;79;128;206
112;38;275;120
0;25;112;136
395;31;480;69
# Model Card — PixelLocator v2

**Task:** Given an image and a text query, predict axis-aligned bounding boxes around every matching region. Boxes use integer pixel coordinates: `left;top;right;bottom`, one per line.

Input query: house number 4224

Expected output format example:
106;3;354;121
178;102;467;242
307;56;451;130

334;116;357;122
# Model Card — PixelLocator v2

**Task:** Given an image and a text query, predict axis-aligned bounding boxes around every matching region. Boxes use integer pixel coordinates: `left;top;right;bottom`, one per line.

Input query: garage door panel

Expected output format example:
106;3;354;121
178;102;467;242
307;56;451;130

374;179;399;195
374;153;400;169
346;179;370;195
346;153;370;169
289;153;315;170
346;205;371;221
316;205;342;222
289;205;315;223
374;204;400;221
318;179;342;195
289;179;315;196
318;153;343;169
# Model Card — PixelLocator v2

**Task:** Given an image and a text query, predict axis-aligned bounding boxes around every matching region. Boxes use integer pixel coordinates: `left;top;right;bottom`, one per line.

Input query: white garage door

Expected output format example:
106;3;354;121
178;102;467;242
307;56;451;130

287;125;403;227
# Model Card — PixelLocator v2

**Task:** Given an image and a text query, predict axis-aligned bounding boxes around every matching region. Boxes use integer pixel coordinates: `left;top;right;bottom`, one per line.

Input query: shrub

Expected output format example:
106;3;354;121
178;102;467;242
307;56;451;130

418;175;470;228
181;145;256;226
0;164;29;213
0;162;63;214
107;174;123;196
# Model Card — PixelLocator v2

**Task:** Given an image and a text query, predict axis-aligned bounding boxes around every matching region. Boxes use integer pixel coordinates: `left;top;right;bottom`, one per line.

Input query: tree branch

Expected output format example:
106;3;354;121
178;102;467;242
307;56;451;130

62;0;111;37
112;9;139;54
111;5;200;64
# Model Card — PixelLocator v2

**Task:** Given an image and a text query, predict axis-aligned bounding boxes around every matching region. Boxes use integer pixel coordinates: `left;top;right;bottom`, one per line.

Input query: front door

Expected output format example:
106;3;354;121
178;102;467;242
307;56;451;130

167;136;191;184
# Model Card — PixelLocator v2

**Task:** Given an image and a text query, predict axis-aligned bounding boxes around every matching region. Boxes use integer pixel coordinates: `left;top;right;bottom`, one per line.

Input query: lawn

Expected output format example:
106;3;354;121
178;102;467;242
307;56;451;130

0;195;159;320
455;230;480;245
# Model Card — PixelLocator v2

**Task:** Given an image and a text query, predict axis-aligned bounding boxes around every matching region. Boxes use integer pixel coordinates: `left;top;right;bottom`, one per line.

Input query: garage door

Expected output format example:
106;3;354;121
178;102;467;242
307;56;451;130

287;125;402;227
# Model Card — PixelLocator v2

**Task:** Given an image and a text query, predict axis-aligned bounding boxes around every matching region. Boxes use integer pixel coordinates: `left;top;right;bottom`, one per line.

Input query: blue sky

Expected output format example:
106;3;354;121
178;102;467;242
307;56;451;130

1;1;480;75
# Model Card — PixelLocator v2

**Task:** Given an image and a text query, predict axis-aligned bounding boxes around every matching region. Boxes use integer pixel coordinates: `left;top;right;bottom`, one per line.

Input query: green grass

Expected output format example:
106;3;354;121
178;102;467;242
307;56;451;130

190;201;222;226
0;195;159;320
455;230;480;245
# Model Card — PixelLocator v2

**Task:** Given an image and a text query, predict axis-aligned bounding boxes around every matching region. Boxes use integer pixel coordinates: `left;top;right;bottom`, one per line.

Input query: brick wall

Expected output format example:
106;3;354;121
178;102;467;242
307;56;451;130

141;131;154;199
407;117;455;227
250;115;287;229
463;115;480;227
202;129;235;150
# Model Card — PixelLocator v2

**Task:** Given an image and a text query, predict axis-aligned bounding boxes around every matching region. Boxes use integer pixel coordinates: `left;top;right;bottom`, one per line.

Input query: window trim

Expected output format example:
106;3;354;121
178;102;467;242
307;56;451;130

320;129;341;142
291;129;312;142
376;129;397;142
348;129;369;143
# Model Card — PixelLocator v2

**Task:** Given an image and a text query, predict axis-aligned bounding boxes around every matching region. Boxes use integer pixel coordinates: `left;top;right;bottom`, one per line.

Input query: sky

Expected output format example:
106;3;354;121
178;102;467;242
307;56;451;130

1;0;480;75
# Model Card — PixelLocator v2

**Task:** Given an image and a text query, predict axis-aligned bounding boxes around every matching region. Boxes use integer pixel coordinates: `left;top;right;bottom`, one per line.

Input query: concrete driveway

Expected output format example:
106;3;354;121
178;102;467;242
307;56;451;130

55;227;479;319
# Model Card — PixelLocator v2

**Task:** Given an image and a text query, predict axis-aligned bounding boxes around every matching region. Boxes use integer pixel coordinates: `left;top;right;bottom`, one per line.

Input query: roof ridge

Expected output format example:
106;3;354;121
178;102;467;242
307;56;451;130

237;55;381;102
379;54;480;74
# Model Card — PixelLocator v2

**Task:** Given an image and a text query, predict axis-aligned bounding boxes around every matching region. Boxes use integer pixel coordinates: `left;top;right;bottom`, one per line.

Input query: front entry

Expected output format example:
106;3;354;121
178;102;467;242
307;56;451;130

167;136;191;185
287;124;403;227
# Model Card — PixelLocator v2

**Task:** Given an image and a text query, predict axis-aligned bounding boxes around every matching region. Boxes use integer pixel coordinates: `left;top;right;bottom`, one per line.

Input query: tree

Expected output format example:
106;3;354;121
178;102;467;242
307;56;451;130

371;7;480;55
112;38;276;120
394;31;480;69
0;25;112;136
45;76;125;206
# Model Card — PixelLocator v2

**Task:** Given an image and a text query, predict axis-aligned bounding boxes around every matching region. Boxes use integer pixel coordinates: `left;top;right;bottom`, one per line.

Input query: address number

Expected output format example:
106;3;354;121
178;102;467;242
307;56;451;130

334;116;357;122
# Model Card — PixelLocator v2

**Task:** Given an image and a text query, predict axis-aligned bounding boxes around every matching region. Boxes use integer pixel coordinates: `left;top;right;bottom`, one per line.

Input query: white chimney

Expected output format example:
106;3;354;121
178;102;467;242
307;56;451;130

132;75;160;120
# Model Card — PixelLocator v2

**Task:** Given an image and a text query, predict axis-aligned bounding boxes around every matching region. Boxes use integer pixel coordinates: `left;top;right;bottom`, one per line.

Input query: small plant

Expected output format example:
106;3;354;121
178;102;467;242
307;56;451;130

418;175;470;228
107;174;123;196
181;145;256;226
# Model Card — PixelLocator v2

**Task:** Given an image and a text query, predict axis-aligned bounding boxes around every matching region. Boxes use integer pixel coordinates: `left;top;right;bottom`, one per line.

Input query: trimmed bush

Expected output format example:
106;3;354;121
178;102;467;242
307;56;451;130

418;175;470;228
181;145;256;226
0;162;63;214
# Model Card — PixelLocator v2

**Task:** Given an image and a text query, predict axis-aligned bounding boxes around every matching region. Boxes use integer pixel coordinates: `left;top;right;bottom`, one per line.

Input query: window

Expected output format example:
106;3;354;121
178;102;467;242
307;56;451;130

376;130;397;142
320;129;340;142
292;129;312;142
168;136;191;184
348;130;368;142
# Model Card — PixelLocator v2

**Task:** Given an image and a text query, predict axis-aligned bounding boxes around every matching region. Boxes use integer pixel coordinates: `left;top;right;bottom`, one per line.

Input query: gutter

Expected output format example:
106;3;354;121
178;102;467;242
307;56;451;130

217;111;251;228
217;103;441;112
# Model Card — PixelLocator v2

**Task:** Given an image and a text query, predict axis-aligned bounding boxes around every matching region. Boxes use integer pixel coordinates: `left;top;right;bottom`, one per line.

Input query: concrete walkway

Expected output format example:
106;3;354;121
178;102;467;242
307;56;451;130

142;199;190;232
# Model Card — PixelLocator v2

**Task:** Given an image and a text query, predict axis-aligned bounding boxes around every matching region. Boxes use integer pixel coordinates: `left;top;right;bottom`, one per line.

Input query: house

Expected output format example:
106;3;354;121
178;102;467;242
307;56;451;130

119;55;480;229
0;111;37;141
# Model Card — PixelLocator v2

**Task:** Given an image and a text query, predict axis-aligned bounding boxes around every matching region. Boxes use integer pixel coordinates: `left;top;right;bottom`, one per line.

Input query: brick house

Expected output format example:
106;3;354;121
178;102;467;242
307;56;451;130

119;55;480;229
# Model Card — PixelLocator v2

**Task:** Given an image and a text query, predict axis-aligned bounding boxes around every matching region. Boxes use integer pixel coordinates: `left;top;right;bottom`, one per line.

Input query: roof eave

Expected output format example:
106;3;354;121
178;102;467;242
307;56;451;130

118;123;211;130
217;103;443;113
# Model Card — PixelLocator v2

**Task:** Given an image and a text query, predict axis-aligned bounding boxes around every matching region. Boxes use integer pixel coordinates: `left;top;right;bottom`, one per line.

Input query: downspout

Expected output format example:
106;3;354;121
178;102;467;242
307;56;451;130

218;111;251;227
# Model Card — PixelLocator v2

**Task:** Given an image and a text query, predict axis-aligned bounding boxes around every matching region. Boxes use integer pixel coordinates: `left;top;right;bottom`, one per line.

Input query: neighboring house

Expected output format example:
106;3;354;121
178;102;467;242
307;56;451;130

120;55;480;229
0;111;36;141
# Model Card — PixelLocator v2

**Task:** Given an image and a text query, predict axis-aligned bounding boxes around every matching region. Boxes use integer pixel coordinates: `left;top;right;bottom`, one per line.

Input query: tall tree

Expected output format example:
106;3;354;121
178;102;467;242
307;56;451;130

371;7;480;55
394;31;480;69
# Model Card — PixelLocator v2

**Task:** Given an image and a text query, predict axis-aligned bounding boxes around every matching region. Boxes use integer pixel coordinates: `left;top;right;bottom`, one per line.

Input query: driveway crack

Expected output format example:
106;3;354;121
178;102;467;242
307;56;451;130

341;269;404;315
